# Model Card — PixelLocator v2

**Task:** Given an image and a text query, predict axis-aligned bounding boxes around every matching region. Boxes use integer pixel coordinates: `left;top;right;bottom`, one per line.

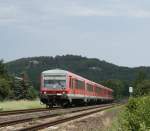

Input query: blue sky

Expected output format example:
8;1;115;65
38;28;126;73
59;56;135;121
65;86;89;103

0;0;150;67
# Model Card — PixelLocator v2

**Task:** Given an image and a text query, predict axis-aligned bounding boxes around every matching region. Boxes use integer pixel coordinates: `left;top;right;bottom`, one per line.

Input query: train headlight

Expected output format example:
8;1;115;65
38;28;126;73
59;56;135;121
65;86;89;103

43;91;46;94
62;91;66;94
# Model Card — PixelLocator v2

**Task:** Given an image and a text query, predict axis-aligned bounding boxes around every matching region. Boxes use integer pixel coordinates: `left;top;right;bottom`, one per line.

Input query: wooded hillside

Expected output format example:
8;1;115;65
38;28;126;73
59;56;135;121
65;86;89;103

6;55;150;90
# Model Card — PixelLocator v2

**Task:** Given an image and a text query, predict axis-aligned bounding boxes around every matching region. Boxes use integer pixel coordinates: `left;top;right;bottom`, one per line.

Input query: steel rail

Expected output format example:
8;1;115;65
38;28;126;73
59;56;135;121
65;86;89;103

17;105;114;131
0;104;114;128
0;113;59;127
0;108;50;116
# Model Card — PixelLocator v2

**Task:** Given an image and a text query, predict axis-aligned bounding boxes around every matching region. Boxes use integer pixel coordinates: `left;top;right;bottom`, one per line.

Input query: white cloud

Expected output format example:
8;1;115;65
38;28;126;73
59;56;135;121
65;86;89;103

65;7;115;17
0;6;17;21
1;0;150;67
0;0;150;25
127;9;150;18
59;5;150;18
42;0;150;18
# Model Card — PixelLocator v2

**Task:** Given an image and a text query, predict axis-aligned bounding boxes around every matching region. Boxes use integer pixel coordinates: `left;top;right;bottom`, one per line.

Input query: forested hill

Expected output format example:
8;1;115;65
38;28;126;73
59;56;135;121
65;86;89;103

6;55;150;89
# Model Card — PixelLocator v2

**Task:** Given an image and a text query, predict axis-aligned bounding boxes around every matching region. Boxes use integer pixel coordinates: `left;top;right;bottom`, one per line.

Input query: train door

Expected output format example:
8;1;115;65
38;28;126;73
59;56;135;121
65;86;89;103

74;79;78;95
93;85;96;98
73;78;76;95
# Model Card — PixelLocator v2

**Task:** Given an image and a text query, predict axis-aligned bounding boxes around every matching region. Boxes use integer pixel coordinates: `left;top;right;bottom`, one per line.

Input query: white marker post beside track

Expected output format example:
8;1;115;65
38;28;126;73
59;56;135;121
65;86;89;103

129;87;133;97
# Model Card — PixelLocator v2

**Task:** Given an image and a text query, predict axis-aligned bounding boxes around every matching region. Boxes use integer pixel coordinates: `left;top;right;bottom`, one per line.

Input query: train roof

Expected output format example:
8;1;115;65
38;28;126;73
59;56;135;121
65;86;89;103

42;69;68;75
42;69;113;92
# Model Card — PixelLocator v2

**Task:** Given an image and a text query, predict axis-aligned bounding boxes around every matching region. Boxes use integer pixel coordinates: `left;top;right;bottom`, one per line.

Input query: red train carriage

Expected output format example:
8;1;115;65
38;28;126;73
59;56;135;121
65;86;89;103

40;69;113;107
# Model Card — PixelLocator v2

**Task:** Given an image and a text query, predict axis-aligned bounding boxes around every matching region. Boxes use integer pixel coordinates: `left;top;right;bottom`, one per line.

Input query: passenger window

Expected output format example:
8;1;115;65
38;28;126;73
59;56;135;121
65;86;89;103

76;80;85;89
87;84;93;92
95;86;101;93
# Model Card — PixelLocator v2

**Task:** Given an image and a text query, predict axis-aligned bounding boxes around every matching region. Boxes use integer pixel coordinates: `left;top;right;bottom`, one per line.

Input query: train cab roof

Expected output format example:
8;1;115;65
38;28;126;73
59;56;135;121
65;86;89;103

42;69;68;75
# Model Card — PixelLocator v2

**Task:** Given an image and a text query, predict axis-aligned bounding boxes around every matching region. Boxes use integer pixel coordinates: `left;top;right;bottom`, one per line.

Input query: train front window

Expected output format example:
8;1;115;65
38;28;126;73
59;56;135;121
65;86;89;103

44;80;66;89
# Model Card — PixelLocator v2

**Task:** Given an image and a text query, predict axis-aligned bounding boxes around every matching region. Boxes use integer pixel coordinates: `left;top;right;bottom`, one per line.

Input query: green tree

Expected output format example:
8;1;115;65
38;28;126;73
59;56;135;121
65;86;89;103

12;73;37;100
102;79;125;99
0;60;7;76
133;71;148;96
26;87;37;100
0;60;12;101
0;78;11;100
12;79;24;100
134;70;147;85
0;60;37;101
135;80;150;96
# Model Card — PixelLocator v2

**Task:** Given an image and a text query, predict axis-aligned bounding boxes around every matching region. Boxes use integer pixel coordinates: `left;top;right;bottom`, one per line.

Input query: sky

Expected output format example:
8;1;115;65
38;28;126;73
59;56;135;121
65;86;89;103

0;0;150;67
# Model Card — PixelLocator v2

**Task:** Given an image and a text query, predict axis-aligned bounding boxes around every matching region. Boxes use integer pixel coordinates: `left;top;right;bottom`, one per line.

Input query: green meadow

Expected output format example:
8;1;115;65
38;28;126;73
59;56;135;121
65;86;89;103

0;100;45;111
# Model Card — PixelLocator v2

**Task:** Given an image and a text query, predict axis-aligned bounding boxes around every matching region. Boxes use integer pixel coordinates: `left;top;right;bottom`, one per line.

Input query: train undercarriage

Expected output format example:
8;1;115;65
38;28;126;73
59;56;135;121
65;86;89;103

40;94;70;108
40;94;113;108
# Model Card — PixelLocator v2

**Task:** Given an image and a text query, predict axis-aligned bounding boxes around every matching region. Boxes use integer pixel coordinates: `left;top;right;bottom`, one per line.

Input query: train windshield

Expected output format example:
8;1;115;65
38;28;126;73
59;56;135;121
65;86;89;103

43;75;66;89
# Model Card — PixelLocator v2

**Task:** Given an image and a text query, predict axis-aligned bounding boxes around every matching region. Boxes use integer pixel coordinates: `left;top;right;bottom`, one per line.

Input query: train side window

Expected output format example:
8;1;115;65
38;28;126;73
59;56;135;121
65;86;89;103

73;79;76;88
109;91;112;96
87;84;93;92
76;80;85;89
95;86;101;93
71;79;73;88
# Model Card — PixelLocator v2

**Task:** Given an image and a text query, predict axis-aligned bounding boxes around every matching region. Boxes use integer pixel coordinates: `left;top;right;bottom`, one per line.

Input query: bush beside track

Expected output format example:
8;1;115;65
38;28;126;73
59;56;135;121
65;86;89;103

110;96;150;131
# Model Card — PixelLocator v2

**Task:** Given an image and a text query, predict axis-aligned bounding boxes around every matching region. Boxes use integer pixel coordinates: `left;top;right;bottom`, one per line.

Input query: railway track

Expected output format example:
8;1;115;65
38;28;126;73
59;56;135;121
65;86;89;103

0;104;113;127
0;103;119;131
17;104;114;131
0;108;50;116
0;113;59;127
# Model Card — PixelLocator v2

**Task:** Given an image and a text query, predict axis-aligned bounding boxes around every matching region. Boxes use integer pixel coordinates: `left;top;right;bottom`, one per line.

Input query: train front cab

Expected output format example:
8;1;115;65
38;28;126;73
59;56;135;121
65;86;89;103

40;71;71;107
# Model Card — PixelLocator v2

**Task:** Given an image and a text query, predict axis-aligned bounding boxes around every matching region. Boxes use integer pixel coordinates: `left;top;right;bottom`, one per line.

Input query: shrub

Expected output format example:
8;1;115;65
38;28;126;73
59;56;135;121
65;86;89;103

120;96;150;131
26;87;37;100
0;78;11;101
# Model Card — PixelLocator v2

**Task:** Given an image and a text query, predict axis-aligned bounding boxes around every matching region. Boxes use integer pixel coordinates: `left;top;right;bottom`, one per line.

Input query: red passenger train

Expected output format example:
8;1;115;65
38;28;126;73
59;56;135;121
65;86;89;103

40;69;113;107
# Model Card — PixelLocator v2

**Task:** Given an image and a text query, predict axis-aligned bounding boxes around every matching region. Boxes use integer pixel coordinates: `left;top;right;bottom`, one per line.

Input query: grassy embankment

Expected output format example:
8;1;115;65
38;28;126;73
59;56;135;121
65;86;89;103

107;109;124;131
0;100;45;111
103;105;125;131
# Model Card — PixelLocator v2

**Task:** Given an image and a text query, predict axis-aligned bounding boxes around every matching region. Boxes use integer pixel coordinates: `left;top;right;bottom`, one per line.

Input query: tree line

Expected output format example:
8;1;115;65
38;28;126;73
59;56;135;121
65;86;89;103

2;55;150;101
0;60;37;101
0;57;131;101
